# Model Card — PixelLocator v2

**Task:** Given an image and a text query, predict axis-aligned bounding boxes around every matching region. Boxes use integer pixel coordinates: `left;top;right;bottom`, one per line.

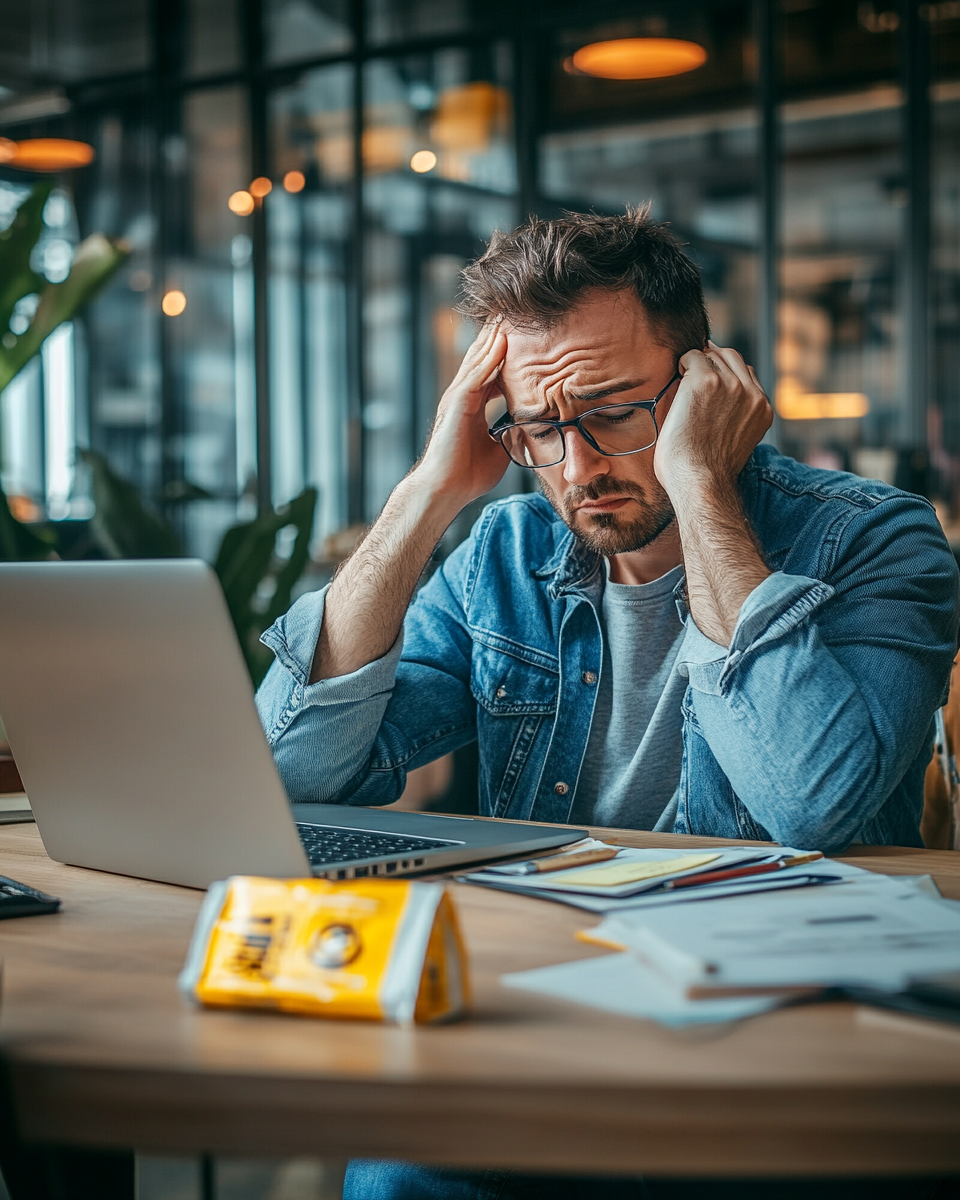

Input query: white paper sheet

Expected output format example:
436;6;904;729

502;952;786;1027
588;876;960;994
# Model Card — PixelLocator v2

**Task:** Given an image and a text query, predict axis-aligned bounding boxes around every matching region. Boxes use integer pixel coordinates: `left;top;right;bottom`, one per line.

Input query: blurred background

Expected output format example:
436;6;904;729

2;0;960;558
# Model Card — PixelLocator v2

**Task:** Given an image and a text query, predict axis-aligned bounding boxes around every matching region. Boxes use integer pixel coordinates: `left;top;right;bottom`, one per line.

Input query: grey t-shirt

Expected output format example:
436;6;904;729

570;563;687;830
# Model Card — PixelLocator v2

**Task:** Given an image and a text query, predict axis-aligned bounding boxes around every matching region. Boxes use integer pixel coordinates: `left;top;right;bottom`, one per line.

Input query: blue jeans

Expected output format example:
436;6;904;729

343;1161;647;1199
343;1161;952;1200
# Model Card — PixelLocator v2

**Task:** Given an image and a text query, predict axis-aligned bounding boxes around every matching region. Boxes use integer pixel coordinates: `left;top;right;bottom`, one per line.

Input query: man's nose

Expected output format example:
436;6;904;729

562;427;608;486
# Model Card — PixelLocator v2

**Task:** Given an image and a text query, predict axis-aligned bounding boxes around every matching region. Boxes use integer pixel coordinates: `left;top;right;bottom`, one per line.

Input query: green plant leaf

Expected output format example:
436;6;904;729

0;229;129;395
78;449;183;559
0;182;49;338
0;478;57;561
214;487;318;686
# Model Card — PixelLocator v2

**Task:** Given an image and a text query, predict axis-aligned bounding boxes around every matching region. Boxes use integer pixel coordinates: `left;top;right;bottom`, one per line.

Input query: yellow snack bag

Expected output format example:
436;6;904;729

179;876;469;1025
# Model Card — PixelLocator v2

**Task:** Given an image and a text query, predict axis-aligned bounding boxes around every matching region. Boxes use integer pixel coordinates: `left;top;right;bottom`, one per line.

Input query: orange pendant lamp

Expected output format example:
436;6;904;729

572;38;707;80
0;138;96;171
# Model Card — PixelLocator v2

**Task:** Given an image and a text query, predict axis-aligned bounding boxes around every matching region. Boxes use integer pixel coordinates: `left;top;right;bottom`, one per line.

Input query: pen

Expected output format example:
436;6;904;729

488;846;619;876
661;851;824;891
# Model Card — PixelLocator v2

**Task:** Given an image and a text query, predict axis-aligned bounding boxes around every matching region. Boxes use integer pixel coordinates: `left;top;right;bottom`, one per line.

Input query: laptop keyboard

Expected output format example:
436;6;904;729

295;822;458;875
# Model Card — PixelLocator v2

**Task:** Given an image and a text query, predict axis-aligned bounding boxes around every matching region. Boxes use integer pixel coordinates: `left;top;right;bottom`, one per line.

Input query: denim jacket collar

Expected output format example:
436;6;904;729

532;512;689;620
532;528;603;599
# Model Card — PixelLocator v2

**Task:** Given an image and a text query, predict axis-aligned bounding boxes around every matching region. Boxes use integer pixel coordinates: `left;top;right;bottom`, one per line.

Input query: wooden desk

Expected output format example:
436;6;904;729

0;823;959;1178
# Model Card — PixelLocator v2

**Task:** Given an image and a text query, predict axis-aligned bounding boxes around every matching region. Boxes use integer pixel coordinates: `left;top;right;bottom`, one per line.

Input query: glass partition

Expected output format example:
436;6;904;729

269;64;353;536
362;43;516;518
168;86;254;557
265;0;352;65
775;2;903;475
186;0;243;78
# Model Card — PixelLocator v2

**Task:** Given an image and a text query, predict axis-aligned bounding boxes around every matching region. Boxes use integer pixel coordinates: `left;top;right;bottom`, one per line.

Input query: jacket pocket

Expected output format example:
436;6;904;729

470;643;558;716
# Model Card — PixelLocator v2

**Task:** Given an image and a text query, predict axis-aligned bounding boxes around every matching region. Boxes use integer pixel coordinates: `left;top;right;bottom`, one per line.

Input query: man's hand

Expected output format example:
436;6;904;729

415;319;510;509
653;342;773;647
310;321;509;683
654;341;772;497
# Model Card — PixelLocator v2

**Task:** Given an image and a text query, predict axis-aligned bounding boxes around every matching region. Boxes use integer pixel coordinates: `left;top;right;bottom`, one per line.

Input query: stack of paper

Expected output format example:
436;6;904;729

461;845;847;914
581;873;960;996
498;856;960;1027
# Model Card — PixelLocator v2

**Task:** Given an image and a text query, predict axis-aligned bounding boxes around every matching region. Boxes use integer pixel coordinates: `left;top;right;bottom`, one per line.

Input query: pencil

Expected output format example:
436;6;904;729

662;851;824;891
493;847;620;876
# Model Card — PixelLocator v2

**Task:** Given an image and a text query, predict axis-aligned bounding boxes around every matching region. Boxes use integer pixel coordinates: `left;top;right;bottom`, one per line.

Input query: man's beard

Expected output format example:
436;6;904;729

537;473;676;556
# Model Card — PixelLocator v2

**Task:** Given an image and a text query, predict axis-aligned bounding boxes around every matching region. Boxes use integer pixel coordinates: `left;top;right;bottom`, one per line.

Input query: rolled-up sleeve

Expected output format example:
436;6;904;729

255;537;480;807
256;586;406;802
675;496;959;851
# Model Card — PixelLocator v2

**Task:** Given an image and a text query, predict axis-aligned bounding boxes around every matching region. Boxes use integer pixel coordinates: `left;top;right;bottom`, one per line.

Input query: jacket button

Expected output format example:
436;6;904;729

496;685;506;698
581;671;597;685
554;781;569;795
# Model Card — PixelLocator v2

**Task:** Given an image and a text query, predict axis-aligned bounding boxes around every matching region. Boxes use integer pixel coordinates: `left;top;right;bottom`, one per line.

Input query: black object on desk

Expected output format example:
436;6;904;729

0;875;60;918
849;971;960;1027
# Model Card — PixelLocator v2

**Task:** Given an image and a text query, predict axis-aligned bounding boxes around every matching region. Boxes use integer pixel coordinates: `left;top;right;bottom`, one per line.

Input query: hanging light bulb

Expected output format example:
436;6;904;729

572;38;707;80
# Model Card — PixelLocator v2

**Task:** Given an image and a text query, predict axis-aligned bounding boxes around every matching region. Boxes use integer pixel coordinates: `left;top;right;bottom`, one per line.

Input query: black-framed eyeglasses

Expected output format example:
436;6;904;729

488;373;680;469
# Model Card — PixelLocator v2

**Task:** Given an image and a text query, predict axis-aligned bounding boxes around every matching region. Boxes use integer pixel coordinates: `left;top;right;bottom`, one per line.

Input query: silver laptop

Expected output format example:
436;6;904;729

0;561;584;889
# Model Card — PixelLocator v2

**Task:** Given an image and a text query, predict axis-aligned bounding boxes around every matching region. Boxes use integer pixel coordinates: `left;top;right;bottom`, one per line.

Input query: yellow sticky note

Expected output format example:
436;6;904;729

546;853;721;888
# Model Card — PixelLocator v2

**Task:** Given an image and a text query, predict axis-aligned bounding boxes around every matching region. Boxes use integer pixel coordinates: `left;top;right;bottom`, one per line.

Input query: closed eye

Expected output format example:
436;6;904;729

588;405;642;425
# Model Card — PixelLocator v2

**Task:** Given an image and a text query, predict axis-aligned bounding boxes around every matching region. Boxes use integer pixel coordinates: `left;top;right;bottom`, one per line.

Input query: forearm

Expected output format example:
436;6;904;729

674;474;770;646
311;473;460;682
685;615;925;849
256;536;481;806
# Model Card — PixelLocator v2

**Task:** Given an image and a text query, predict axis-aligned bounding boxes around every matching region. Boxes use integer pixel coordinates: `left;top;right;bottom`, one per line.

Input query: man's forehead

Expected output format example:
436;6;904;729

498;301;667;410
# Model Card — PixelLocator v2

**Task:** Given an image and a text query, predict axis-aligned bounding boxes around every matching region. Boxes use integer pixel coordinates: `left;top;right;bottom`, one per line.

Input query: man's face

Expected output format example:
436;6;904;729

498;289;681;557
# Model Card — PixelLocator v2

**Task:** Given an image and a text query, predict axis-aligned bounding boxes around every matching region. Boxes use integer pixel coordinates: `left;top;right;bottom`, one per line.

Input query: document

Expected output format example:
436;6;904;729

461;848;849;913
585;875;960;996
461;846;786;903
502;951;786;1027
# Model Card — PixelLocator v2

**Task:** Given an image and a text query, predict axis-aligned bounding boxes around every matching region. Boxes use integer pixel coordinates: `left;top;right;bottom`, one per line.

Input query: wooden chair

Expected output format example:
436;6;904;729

923;650;960;849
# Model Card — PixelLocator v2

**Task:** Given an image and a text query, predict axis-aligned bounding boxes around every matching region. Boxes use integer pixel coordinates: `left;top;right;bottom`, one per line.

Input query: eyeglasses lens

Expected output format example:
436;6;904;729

500;405;657;467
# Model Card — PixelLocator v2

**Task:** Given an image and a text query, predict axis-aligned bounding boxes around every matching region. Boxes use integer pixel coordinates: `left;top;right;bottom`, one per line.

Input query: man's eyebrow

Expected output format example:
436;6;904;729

504;379;652;423
567;380;648;403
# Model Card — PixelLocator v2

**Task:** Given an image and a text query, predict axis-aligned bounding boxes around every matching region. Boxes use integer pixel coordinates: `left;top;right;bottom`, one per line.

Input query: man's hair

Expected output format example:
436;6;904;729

458;206;709;358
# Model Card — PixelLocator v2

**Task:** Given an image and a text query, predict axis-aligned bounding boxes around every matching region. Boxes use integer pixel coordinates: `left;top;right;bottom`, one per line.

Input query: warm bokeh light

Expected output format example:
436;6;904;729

776;377;871;420
228;190;255;216
161;290;187;317
0;138;15;163
283;170;306;193
410;149;438;173
249;176;273;198
572;38;708;80
431;82;508;152
2;138;96;171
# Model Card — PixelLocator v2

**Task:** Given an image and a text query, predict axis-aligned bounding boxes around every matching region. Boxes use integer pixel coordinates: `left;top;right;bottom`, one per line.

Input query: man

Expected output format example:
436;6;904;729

256;209;958;1199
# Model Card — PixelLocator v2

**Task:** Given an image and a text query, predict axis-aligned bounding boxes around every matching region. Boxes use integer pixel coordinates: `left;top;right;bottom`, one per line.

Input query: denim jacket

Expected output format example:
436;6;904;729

257;447;960;852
